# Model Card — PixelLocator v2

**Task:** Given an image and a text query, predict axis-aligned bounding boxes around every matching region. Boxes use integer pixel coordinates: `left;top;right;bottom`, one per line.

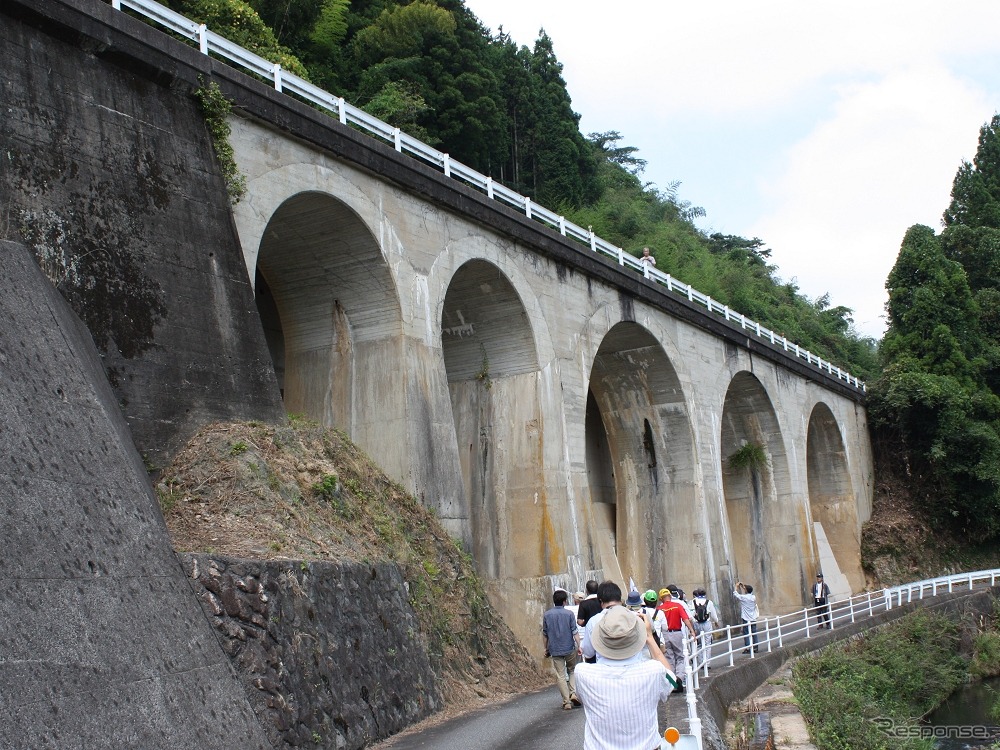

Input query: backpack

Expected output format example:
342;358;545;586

693;598;710;624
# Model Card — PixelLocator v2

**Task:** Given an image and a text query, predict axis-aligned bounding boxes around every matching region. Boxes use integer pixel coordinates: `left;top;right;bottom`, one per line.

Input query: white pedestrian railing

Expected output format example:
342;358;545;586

107;0;866;393
675;568;1000;748
684;567;1000;686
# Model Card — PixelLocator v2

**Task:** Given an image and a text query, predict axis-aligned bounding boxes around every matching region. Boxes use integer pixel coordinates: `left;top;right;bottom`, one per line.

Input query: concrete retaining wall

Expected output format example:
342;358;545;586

0;242;271;749
0;0;285;467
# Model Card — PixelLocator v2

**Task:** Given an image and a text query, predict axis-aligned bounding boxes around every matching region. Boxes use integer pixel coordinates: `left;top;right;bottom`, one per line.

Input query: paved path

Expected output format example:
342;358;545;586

378;591;984;750
381;667;713;749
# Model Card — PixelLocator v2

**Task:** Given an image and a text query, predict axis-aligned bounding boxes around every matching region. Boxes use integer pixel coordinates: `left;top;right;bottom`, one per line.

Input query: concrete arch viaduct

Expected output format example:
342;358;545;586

3;0;872;665
224;100;873;648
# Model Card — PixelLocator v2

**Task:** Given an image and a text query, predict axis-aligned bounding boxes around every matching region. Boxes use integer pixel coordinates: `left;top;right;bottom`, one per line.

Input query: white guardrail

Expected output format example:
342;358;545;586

108;0;865;392
676;568;1000;748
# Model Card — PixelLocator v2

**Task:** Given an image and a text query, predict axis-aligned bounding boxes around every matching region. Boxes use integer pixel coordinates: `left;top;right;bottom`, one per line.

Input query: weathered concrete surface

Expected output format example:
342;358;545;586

0;0;285;468
0;242;271;749
228;109;874;637
180;554;442;750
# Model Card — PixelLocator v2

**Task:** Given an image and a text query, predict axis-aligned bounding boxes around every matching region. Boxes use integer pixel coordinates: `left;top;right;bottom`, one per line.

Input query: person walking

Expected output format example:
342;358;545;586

574;607;679;750
656;587;695;690
639;590;665;651
689;588;721;669
811;572;832;629
542;589;581;710
577;580;602;664
580;581;625;663
733;581;759;654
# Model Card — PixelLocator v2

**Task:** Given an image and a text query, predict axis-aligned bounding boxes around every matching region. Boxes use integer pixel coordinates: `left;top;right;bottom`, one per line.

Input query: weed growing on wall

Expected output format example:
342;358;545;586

193;79;247;204
728;442;768;471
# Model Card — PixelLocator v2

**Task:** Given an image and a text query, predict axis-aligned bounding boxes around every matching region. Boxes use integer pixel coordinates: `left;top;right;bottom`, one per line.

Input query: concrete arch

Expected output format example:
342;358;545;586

583;319;698;592
427;238;556;369
720;371;810;615
437;258;550;579
254;190;407;475
807;402;864;593
440;259;539;382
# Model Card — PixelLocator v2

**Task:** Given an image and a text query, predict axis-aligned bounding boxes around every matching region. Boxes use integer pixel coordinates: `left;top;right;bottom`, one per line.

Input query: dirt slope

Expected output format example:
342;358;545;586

155;418;547;711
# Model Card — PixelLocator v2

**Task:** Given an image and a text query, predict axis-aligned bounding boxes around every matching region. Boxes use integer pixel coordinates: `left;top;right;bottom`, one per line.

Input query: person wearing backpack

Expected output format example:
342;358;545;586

689;588;721;670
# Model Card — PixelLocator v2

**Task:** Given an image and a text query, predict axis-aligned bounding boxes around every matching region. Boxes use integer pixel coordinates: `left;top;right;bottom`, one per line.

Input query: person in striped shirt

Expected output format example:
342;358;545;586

574;606;678;750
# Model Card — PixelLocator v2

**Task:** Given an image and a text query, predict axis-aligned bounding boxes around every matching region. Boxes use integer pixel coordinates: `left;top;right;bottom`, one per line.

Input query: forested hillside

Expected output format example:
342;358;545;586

162;0;877;379
869;115;1000;545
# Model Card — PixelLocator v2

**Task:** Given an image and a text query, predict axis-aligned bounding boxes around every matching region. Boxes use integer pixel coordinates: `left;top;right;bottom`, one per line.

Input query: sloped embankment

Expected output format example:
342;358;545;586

157;420;546;748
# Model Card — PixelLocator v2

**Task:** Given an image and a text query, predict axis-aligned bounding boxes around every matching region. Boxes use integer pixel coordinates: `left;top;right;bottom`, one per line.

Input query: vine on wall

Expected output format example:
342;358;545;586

193;79;247;204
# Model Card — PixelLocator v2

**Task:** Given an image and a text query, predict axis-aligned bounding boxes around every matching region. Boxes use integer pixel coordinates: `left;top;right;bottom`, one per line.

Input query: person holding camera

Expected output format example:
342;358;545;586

574;607;680;750
733;581;759;654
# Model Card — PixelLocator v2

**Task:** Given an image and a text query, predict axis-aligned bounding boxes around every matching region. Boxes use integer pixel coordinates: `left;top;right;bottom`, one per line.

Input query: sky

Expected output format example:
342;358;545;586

462;0;1000;339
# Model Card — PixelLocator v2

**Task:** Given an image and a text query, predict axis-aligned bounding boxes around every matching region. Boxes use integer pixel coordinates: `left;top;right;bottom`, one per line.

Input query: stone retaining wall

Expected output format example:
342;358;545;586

181;554;442;749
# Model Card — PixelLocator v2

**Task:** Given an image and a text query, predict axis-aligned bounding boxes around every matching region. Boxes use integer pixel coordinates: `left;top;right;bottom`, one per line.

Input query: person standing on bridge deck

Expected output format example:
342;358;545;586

655;587;695;691
811;573;832;629
639;246;656;269
542;588;582;710
734;581;759;654
574;607;679;750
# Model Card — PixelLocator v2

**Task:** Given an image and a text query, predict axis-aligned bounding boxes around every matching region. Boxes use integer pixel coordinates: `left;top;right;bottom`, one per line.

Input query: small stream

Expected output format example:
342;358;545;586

924;676;1000;749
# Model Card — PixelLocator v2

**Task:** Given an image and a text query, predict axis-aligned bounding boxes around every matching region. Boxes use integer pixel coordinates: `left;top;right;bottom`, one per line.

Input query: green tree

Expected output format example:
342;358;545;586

944;114;1000;229
169;0;309;77
523;32;597;207
871;224;1000;540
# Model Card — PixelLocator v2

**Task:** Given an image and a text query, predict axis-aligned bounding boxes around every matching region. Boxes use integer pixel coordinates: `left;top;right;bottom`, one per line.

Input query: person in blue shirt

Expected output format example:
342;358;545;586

542;588;581;709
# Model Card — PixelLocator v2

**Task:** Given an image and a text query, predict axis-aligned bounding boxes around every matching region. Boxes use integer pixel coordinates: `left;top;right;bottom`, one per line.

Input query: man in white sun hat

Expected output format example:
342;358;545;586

574;606;680;750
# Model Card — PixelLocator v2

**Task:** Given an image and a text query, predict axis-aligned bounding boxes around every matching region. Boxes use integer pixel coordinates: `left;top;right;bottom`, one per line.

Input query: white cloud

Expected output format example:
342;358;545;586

750;64;989;337
464;0;1000;342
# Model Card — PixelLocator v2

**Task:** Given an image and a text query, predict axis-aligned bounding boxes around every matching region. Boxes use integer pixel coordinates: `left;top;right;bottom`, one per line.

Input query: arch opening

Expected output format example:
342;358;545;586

720;372;802;616
585;322;696;590
253;191;403;454
441;259;540;579
255;272;285;398
807;403;863;593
